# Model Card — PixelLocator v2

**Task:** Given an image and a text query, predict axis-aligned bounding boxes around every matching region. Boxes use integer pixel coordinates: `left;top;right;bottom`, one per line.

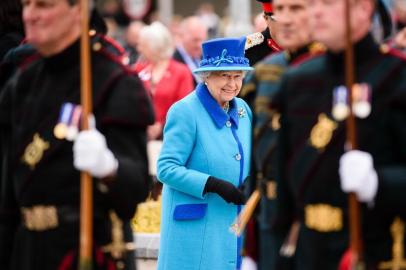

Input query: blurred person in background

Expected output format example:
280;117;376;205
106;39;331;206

241;0;281;107
135;21;194;140
240;2;282;266
196;2;220;38
244;0;281;67
253;12;268;33
0;0;25;60
173;16;208;86
393;0;406;31
167;14;184;45
124;20;145;65
392;0;406;49
243;0;325;269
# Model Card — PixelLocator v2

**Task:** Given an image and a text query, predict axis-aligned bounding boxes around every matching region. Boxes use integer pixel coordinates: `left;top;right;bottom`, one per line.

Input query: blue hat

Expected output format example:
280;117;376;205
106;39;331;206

193;37;254;74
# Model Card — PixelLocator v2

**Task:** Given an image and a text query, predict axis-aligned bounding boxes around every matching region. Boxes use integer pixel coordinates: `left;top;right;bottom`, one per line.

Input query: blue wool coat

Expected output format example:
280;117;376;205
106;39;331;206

157;83;252;270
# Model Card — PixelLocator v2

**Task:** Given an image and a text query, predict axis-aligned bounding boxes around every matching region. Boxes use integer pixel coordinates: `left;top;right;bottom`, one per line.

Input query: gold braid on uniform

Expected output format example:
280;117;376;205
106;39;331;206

240;82;256;98
255;63;285;82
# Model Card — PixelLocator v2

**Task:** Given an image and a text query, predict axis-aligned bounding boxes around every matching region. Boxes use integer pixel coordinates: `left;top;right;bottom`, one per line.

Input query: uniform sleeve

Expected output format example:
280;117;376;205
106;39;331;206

374;86;406;209
0;73;16;125
0;76;19;270
271;73;295;231
98;73;154;220
157;100;210;199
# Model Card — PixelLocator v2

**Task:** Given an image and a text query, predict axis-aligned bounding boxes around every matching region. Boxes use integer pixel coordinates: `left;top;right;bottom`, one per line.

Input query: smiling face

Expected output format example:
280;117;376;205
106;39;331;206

22;0;81;56
204;71;244;107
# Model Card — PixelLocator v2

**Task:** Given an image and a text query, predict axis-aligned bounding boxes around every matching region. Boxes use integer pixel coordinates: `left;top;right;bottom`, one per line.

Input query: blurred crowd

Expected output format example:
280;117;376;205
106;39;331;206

2;1;406;127
90;0;406;123
86;0;406;140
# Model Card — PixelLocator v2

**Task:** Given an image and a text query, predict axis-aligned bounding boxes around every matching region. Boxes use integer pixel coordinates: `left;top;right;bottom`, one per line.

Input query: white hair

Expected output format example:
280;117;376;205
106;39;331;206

196;71;211;81
139;21;175;60
196;70;248;82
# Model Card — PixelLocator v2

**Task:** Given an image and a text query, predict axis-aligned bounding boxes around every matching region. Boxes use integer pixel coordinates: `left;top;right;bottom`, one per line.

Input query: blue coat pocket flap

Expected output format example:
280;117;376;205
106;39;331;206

173;203;207;221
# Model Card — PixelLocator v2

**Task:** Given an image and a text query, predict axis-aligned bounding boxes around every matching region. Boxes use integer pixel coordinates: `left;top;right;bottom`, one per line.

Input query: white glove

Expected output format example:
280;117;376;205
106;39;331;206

73;129;118;178
339;150;378;203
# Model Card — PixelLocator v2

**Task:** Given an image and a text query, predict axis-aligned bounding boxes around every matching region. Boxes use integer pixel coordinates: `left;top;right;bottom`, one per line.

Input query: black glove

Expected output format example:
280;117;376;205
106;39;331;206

204;177;245;205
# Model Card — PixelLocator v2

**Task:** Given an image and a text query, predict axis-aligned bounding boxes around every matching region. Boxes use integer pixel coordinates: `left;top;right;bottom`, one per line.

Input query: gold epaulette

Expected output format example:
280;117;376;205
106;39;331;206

380;43;391;54
254;96;271;115
240;82;256;98
380;43;406;61
255;63;285;82
245;32;265;50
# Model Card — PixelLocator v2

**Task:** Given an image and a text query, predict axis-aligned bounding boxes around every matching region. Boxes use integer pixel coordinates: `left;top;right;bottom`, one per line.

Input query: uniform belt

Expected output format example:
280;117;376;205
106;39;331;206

21;205;103;232
304;203;343;233
21;205;60;231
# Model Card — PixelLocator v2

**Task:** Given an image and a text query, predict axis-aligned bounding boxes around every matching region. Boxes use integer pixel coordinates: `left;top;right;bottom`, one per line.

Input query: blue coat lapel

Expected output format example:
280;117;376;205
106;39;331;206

196;83;239;129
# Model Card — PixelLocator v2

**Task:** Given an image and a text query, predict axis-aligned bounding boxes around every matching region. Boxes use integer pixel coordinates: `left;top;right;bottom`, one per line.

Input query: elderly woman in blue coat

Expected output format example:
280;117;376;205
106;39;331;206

157;37;253;270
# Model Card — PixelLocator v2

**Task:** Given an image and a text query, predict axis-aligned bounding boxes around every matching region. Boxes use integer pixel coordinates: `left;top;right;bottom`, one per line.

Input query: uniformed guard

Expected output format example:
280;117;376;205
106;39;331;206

245;0;282;67
240;0;282;265
273;0;406;269
0;0;154;269
240;0;282;110
245;0;324;269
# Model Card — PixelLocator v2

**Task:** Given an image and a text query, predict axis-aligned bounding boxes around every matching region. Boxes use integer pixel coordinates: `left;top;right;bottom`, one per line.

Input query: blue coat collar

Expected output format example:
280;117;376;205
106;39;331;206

196;83;239;129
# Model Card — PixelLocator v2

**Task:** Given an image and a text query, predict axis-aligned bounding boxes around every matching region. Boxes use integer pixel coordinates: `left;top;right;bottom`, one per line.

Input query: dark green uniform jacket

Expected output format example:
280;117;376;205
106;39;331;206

247;45;323;270
274;33;406;270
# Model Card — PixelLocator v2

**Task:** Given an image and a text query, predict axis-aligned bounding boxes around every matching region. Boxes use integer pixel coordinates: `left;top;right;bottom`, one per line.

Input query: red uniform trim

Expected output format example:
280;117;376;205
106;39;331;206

386;46;406;62
291;51;324;67
97;34;125;55
262;3;273;13
267;38;282;52
19;53;41;70
97;49;132;74
58;251;75;270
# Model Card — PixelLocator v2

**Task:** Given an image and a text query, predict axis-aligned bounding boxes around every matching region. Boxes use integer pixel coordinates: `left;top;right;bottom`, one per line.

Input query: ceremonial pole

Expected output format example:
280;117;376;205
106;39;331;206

79;0;94;268
230;189;261;236
344;0;364;268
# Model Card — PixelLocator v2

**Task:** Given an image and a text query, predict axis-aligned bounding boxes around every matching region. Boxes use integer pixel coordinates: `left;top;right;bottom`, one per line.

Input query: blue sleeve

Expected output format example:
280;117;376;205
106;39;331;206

157;100;209;199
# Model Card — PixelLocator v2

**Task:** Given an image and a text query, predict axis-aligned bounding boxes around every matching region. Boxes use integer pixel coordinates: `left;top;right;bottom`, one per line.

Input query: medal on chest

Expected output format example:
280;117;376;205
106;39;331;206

352;83;372;119
331;83;372;121
53;102;83;141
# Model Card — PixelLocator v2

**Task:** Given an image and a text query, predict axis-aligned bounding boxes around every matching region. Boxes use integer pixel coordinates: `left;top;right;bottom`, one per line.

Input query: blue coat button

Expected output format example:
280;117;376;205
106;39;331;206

235;153;241;161
226;121;232;128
